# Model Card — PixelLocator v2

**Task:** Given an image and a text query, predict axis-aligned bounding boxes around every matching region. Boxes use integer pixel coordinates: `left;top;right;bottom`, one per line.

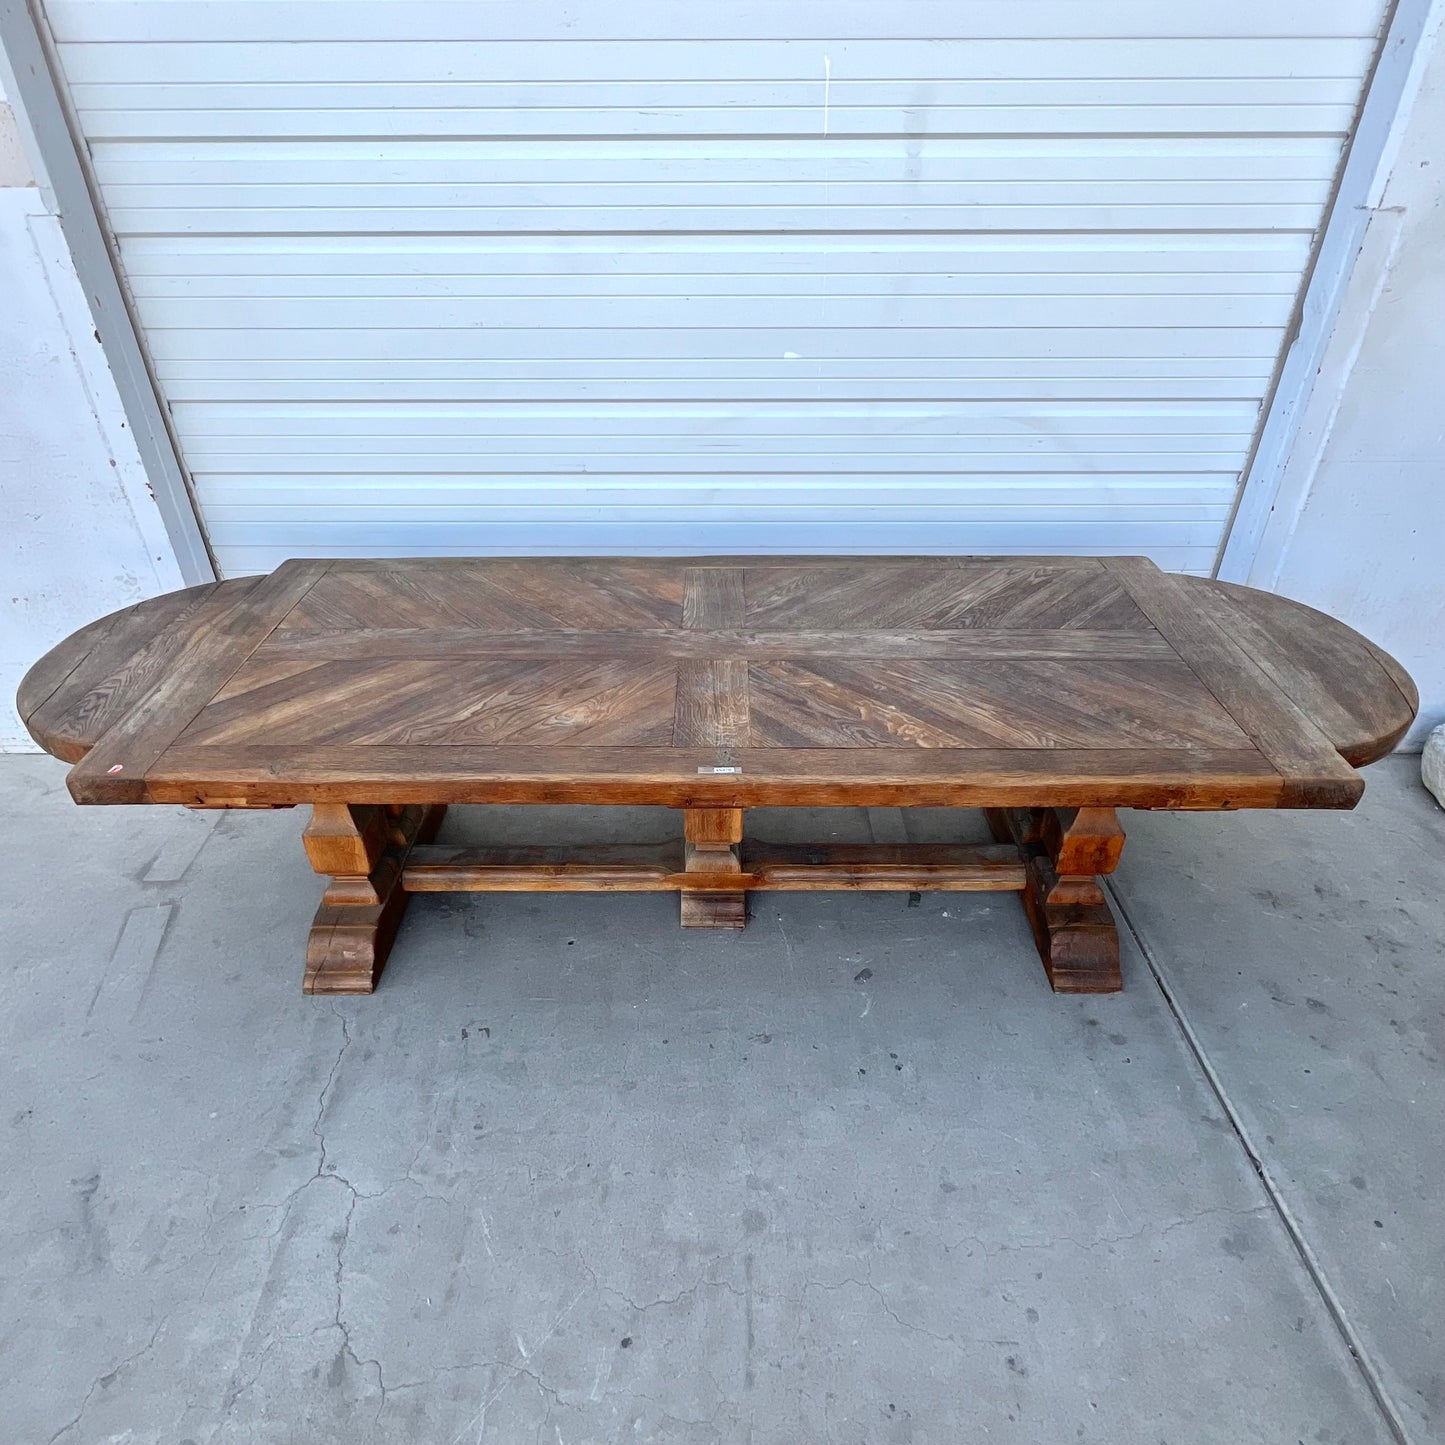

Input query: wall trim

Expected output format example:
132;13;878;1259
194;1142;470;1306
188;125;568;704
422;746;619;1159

1216;0;1445;586
0;0;216;585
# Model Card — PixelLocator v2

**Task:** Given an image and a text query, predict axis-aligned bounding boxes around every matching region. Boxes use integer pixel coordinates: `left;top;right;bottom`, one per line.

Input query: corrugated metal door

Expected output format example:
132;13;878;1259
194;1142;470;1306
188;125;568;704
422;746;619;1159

46;2;1389;575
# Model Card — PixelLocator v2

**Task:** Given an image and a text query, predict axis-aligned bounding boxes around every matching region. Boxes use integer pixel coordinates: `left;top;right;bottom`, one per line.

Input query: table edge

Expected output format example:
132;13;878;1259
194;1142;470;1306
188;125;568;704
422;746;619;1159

15;559;1414;806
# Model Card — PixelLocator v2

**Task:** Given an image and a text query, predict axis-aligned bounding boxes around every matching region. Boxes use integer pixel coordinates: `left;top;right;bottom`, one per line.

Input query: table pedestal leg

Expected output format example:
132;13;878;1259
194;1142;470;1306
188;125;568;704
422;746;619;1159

680;807;746;929
985;807;1124;994
302;802;447;994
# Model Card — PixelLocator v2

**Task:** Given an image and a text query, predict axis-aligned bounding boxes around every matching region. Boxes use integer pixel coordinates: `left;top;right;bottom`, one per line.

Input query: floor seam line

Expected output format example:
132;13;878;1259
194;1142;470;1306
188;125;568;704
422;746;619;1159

1104;876;1417;1445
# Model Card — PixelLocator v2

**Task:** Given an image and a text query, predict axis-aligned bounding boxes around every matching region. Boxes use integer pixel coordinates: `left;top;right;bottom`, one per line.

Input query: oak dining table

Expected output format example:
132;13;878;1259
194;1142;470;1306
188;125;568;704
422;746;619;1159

17;555;1417;997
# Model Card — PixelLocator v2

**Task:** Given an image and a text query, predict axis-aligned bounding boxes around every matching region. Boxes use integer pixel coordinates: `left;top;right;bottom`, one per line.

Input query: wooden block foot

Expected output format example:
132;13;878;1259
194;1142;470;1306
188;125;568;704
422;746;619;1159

305;888;410;995
680;890;748;928
986;806;1124;994
302;803;446;994
1015;869;1122;994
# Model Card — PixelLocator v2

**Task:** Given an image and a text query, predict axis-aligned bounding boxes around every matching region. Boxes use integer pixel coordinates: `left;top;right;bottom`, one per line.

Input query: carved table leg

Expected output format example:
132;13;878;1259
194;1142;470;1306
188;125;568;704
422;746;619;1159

985;806;1124;994
680;807;747;929
302;802;447;994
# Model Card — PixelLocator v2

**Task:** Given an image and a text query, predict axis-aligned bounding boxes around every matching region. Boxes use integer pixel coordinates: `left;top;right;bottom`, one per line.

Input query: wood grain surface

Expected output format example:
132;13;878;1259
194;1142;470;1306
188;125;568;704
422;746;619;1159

17;556;1415;811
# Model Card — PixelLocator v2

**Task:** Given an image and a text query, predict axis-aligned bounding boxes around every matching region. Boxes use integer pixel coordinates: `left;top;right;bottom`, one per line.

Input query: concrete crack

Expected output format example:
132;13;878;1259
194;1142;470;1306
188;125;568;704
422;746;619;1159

606;1274;748;1315
447;1286;589;1444
46;1319;166;1444
938;1201;1273;1260
797;1276;962;1347
329;1175;390;1413
313;1005;353;1179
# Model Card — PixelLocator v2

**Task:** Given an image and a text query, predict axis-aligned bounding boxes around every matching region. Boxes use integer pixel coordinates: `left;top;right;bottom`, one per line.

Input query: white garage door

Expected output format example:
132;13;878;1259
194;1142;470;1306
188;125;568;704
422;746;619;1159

46;1;1388;576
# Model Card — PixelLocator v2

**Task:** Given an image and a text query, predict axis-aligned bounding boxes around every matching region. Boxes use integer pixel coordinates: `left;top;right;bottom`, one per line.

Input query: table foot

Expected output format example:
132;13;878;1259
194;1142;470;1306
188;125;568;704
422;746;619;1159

302;803;446;994
986;807;1124;994
679;891;748;928
680;807;747;929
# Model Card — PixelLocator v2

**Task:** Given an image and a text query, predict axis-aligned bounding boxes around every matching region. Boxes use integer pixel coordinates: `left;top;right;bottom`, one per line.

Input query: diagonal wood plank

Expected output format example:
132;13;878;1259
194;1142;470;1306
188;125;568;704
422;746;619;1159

18;583;218;726
1104;558;1362;805
467;559;685;629
27;555;1408;815
1178;576;1418;767
386;660;678;747
68;560;335;803
184;658;678;749
742;563;1153;631
749;657;1250;751
179;658;511;747
21;581;259;763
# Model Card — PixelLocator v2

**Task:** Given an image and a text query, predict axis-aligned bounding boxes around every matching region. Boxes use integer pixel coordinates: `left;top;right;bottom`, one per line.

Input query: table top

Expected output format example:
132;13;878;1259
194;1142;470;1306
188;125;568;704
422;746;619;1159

19;556;1416;811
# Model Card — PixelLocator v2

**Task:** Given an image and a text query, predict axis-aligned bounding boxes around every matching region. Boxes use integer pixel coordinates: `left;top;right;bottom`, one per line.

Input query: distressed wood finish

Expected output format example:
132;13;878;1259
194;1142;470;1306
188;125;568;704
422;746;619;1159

23;557;1413;808
303;802;447;994
16;556;1417;996
680;806;746;928
986;807;1125;993
17;578;261;765
402;840;1028;893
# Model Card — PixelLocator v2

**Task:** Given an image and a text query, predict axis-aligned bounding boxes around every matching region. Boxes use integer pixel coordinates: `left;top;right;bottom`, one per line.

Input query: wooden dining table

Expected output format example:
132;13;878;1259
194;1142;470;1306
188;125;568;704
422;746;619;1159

18;556;1416;997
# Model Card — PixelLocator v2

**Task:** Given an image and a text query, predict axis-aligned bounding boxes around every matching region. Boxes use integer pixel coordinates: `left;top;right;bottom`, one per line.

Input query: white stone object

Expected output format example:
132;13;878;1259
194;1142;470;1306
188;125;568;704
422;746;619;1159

1423;724;1445;808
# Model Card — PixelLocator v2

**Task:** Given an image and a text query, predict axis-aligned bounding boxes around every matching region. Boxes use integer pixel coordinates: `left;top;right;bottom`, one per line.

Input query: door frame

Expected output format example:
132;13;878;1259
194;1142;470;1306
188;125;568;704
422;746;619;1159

1215;0;1442;584
0;0;215;584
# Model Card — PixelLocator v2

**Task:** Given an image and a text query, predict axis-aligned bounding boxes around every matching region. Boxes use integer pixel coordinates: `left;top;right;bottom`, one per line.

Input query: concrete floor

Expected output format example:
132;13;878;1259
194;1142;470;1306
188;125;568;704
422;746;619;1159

1;754;1440;1445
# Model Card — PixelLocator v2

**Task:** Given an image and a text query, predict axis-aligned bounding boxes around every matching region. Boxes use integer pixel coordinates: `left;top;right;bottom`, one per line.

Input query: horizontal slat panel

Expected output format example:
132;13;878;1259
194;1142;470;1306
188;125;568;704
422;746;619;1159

156;360;1276;381
202;517;1226;548
157;377;1274;404
197;477;1238;508
116;231;1319;275
92;136;1347;181
173;400;1261;434
47;2;1389;43
184;453;1249;475
204;505;1234;527
105;203;1327;235
57;38;1380;84
75;102;1365;142
155;355;1277;402
182;433;1255;455
153;354;1278;378
183;441;1252;462
127;272;1304;300
210;539;1220;562
68;75;1370;116
152;354;1279;402
135;294;1296;329
144;327;1290;361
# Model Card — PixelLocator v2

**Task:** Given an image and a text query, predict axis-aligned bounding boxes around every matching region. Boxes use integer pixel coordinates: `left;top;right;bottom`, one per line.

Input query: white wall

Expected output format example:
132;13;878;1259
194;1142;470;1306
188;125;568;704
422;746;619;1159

1242;22;1444;748
0;72;185;750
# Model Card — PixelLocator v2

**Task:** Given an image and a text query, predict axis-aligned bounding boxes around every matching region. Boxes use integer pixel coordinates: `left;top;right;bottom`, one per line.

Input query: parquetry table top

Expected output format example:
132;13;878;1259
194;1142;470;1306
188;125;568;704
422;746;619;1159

20;556;1416;813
